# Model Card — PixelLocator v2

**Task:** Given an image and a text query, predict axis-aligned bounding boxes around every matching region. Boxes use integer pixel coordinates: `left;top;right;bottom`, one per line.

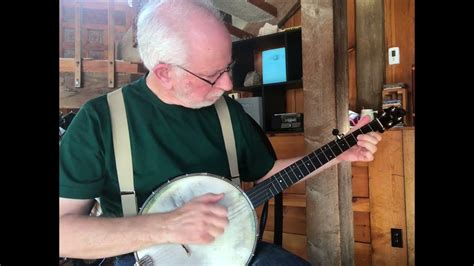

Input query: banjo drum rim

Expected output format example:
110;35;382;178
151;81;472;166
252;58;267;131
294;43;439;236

133;172;259;265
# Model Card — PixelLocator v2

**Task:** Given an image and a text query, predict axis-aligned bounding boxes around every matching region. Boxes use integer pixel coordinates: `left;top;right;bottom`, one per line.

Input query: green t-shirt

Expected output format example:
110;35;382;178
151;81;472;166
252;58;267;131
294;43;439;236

59;76;276;217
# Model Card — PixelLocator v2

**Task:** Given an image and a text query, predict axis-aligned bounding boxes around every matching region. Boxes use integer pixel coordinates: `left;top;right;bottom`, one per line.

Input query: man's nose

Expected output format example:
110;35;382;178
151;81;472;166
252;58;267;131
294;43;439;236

215;72;233;91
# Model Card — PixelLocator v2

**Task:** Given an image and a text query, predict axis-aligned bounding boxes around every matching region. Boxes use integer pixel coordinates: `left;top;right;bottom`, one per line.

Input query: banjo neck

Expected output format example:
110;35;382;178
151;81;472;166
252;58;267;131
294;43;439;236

245;120;383;208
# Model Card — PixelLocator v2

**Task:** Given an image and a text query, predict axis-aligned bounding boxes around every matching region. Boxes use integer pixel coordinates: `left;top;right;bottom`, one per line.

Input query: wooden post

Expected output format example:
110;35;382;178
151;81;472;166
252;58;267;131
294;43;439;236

333;0;355;264
302;0;353;264
355;0;385;111
74;0;82;88
59;0;63;57
108;0;116;88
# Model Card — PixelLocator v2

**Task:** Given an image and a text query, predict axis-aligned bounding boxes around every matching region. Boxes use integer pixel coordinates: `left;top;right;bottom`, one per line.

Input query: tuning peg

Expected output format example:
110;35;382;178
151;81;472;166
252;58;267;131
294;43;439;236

332;128;344;140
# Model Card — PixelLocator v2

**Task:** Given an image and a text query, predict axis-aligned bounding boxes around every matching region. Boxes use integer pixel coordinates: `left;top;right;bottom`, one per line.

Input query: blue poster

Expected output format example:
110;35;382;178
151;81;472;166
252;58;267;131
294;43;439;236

262;47;287;84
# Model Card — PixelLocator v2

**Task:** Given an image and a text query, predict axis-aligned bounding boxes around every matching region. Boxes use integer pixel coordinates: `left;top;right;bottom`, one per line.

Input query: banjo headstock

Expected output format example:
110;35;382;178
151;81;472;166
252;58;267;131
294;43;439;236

375;106;406;132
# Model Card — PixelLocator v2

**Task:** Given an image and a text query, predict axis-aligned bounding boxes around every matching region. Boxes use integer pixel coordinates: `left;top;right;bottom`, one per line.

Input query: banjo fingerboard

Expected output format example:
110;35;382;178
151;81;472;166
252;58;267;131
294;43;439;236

246;121;382;208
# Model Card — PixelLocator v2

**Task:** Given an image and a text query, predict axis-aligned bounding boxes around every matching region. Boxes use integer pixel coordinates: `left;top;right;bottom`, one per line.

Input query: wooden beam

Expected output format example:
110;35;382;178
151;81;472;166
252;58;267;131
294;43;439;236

302;0;353;264
108;0;115;88
60;72;144;109
355;0;385;111
60;0;64;57
60;58;146;74
74;0;82;88
225;23;254;39
62;0;132;10
247;0;277;17
278;0;301;28
334;0;354;263
63;22;128;32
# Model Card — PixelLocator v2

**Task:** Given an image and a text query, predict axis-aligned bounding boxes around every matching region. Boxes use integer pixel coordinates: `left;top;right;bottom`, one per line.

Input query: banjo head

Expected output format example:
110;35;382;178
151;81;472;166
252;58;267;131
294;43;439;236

135;173;258;265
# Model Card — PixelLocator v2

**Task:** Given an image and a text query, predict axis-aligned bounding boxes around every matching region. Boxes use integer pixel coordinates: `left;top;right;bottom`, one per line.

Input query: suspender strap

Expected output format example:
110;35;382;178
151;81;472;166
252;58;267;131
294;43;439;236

106;88;138;217
214;97;241;187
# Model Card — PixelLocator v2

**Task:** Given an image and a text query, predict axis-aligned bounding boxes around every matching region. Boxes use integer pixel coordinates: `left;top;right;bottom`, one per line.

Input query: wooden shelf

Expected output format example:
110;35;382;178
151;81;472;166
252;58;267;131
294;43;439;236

234;79;303;92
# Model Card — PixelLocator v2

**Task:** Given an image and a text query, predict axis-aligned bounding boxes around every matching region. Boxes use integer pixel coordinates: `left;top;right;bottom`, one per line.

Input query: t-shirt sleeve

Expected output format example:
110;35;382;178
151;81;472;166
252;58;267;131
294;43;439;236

59;102;107;199
229;98;276;182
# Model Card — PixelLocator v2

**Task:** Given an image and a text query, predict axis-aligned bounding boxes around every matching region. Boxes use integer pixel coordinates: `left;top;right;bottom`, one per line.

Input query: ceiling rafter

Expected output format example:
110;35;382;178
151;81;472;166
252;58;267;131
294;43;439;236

247;0;277;18
225;23;255;39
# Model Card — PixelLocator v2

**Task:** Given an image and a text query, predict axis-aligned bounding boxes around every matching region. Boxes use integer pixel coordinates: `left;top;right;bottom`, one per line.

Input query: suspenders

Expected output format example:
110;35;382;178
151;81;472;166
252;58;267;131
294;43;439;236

214;97;241;187
107;90;240;216
107;88;138;216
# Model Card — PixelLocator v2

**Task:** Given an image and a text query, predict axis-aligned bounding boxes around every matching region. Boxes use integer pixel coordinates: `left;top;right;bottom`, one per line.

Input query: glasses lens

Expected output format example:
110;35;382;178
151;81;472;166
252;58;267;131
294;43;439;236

212;60;235;85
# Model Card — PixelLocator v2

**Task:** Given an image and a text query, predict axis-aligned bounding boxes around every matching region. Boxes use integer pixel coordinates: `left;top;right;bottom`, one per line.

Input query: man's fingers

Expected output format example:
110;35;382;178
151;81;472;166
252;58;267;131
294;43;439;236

192;193;225;203
357;132;382;145
351;115;371;131
189;193;228;217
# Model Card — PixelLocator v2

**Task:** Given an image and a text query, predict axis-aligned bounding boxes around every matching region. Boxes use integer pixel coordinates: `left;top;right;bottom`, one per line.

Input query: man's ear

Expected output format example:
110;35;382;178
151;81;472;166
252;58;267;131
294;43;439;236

152;64;173;89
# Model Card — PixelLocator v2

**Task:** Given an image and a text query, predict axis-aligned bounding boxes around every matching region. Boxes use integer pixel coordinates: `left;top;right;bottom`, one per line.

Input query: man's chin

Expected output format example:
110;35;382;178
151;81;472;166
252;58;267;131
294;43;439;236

184;93;224;109
188;98;219;109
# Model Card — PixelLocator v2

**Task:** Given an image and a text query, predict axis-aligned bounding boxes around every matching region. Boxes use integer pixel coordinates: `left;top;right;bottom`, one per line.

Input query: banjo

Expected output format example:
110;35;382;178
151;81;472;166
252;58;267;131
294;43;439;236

134;107;406;265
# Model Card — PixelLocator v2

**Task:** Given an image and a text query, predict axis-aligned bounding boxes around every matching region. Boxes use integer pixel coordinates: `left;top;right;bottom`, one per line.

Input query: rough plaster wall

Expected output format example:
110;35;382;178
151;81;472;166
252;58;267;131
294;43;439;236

213;0;275;22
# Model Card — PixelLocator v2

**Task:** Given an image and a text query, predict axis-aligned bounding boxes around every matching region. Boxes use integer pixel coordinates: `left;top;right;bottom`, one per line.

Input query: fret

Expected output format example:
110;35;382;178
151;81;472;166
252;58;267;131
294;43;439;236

287;163;298;184
279;172;290;188
300;159;312;175
293;163;307;179
309;154;319;169
360;125;372;134
264;187;273;204
372;120;384;132
316;150;329;164
309;152;322;168
274;174;288;190
368;122;382;133
267;185;275;198
328;141;344;157
279;168;291;183
322;145;335;161
270;181;278;196
336;138;350;151
332;139;344;154
346;133;358;146
334;139;347;154
287;168;299;184
302;156;316;172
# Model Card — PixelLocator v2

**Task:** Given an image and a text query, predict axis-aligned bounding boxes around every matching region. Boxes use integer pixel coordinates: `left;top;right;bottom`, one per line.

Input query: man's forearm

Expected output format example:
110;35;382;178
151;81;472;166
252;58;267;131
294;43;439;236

59;213;168;259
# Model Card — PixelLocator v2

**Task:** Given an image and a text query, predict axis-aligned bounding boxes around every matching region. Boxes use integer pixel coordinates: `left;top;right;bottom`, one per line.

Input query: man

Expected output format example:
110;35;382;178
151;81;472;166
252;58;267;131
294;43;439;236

59;0;382;265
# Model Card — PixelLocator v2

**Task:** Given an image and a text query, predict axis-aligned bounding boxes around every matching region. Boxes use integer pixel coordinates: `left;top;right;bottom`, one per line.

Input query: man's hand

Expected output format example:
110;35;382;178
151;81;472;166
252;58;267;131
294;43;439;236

160;193;229;245
337;115;382;162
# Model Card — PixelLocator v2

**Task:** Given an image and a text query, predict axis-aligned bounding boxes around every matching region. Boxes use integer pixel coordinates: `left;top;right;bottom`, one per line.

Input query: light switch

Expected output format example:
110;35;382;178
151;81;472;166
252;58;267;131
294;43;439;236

388;47;400;65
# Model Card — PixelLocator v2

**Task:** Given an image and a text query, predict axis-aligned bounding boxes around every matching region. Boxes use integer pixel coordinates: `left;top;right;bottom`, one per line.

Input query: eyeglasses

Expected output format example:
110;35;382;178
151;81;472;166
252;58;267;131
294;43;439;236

174;60;235;86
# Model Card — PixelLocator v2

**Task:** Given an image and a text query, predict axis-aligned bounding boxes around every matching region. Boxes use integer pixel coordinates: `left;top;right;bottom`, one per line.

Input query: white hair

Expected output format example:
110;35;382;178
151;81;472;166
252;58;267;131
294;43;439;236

137;0;222;71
